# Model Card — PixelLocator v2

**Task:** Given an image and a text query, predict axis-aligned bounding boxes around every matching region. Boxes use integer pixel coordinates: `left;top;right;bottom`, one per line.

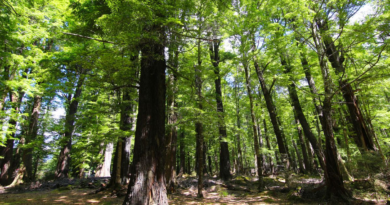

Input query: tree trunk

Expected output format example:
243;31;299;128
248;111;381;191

0;91;22;185
194;36;204;198
165;65;178;192
297;122;310;173
120;90;134;185
96;142;113;177
263;119;274;174
209;39;231;181
179;131;185;175
243;61;264;191
234;72;243;174
187;152;191;174
55;71;85;178
252;58;287;155
317;19;376;153
22;94;42;182
123;33;168;204
323;97;351;200
293;140;305;174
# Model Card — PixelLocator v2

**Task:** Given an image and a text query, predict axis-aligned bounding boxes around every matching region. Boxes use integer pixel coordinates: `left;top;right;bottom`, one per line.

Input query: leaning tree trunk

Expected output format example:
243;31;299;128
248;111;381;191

317;19;376;153
209;39;231;181
282;56;320;174
253;59;287;156
55;71;85;178
123;29;168;204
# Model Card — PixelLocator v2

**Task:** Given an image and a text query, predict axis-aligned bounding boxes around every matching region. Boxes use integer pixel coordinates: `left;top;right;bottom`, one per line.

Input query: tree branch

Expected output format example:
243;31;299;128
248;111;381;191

62;32;116;44
269;78;277;93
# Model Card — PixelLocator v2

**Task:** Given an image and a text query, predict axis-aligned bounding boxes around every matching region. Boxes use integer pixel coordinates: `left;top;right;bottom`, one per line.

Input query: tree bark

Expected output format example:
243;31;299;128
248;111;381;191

123;31;168;204
252;59;287;155
243;61;264;191
96;142;113;177
234;70;244;174
0;90;23;185
317;19;376;153
22;94;42;182
55;70;85;178
209;39;231;181
179;131;186;175
194;36;204;198
263;119;274;174
165;47;178;192
293;140;305;174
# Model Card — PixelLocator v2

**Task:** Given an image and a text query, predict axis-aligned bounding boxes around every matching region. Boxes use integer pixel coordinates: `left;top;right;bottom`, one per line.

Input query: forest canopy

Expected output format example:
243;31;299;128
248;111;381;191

0;0;390;204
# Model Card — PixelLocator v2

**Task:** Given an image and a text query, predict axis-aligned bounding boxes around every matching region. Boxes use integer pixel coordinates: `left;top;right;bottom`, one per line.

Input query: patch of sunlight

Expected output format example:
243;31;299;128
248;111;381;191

86;199;101;203
27;199;34;201
59;195;68;199
81;192;88;195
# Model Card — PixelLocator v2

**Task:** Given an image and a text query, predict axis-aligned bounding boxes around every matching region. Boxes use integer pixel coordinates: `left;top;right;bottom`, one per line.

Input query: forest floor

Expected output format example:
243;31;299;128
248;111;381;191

0;173;389;204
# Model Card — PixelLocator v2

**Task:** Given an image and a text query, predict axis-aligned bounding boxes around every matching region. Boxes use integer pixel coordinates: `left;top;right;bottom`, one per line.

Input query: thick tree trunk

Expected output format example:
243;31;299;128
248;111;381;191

55;71;85;178
323;98;351;200
209;39;231;181
243;62;264;191
123;35;168;204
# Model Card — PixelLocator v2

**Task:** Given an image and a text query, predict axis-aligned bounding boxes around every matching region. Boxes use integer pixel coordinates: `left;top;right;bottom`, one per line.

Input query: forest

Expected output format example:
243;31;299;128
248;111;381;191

1;0;390;204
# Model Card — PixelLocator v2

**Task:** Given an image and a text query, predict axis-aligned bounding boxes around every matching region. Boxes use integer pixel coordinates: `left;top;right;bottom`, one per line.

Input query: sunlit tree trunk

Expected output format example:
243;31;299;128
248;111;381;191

96;142;113;177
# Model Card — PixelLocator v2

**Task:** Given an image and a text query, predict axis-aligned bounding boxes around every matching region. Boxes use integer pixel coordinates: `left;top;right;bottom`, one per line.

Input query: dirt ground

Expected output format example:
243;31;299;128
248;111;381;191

0;174;388;204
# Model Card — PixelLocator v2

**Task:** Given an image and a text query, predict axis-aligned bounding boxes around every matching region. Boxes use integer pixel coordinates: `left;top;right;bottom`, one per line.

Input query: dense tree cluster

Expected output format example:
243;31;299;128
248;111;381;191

1;0;389;203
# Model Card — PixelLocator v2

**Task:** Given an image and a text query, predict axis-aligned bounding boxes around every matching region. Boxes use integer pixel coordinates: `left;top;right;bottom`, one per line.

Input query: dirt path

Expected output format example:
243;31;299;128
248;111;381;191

0;175;388;204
